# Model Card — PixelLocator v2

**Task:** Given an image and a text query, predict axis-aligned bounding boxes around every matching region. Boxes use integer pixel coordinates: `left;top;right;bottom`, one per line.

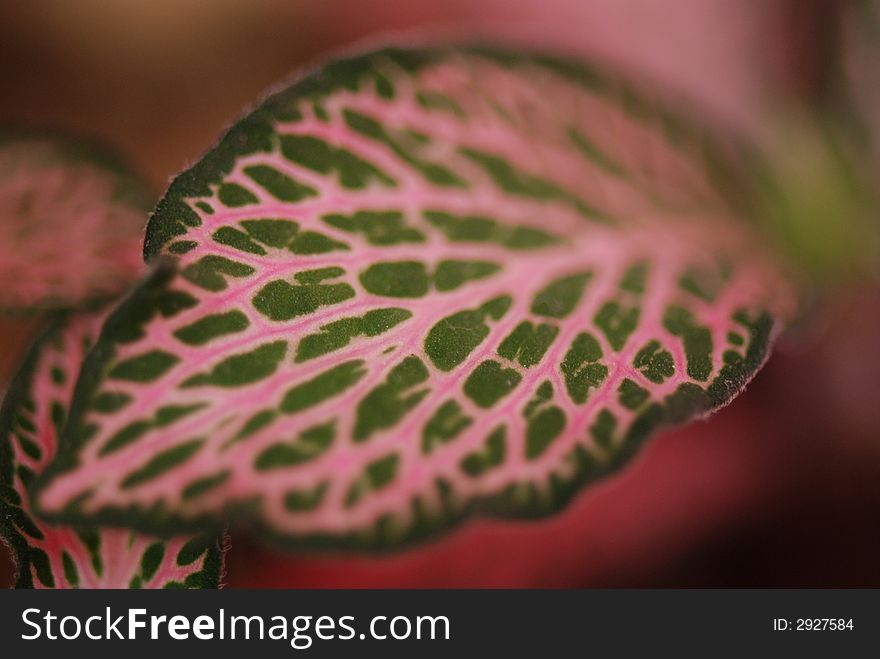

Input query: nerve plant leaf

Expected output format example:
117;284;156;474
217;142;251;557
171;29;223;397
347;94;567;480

0;132;150;311
35;48;795;549
0;309;223;587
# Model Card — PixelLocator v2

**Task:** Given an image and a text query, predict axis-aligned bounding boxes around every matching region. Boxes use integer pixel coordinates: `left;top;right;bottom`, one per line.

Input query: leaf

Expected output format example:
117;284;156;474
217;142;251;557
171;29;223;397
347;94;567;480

35;47;795;549
0;308;223;588
0;131;151;312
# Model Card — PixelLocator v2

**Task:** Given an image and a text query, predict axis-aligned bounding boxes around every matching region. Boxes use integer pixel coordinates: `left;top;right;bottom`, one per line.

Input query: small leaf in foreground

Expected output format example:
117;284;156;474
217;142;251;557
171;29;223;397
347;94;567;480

0;309;222;588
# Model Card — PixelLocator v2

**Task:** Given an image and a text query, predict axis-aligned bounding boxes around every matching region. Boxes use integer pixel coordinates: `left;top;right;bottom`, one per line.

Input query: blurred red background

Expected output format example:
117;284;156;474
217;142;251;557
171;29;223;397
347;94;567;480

1;0;877;587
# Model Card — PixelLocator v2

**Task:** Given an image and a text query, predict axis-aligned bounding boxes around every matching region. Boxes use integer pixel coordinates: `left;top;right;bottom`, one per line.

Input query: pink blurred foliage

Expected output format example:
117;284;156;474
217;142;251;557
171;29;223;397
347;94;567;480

308;0;796;133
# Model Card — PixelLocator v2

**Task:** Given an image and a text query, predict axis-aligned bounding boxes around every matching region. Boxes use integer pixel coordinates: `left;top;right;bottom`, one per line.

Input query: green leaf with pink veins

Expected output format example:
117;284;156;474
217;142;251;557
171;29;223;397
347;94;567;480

0;307;224;588
0;131;150;312
34;47;796;550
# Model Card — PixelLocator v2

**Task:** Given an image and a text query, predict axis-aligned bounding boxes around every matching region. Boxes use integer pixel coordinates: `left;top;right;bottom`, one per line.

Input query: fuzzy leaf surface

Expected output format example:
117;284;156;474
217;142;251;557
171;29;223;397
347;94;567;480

35;48;795;549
